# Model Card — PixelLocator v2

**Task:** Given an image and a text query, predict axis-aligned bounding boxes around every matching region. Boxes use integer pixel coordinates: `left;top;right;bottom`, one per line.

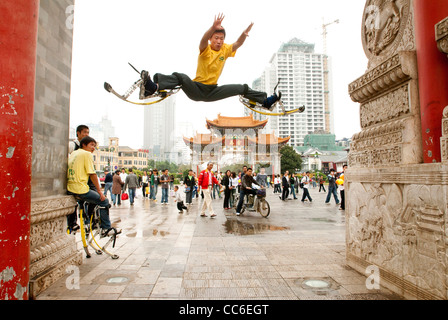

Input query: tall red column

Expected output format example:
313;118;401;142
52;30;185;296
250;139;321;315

414;0;448;163
0;1;39;300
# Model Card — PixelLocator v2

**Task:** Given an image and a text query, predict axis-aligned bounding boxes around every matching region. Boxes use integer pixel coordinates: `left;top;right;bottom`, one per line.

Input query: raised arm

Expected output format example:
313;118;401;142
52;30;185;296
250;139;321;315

199;13;225;53
232;22;254;52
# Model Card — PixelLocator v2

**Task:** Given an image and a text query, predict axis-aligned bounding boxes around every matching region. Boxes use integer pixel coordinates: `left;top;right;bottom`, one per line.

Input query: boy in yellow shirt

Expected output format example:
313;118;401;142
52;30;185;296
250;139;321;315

67;136;118;237
140;13;280;111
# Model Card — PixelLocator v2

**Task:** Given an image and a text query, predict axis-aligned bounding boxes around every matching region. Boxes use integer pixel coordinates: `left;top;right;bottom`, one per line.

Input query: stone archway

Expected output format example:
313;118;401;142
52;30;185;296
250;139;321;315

0;0;81;300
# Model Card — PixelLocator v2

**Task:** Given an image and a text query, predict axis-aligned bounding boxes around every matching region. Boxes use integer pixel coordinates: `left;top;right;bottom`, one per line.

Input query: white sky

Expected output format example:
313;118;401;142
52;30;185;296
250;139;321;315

69;0;368;149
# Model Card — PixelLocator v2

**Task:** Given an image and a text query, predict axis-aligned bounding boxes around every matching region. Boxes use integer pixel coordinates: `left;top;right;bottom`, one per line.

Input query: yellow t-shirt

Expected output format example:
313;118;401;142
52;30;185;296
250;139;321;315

67;149;96;194
193;43;236;85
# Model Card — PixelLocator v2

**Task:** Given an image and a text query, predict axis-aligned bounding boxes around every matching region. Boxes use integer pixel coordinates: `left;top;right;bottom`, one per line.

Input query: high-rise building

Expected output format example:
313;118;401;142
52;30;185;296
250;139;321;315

249;38;334;147
142;96;177;162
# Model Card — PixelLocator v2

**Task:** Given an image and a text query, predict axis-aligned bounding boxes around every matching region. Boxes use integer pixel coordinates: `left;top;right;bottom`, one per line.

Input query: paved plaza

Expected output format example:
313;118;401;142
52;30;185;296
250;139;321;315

36;186;403;300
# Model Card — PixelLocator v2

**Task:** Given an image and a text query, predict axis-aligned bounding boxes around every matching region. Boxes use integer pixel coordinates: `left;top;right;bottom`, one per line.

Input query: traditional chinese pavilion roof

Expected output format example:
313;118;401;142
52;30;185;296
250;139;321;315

183;132;290;147
182;133;225;146
248;134;290;146
206;113;268;129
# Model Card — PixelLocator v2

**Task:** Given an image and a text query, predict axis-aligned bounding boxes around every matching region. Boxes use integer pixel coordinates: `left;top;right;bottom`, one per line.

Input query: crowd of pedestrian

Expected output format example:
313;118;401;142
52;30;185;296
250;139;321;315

67;124;347;231
102;163;347;214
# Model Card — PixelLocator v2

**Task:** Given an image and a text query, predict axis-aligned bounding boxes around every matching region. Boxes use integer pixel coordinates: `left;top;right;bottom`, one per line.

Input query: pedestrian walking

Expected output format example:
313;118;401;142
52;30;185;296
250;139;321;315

124;168;139;205
319;176;326;192
141;171;149;198
325;169;340;205
103;168;113;200
119;168;127;192
169;174;175;190
281;171;290;201
111;170;124;206
235;166;248;215
290;173;298;200
230;172;238;208
301;171;313;202
340;165;347;210
149;170;156;201
274;175;282;193
160;169;170;204
153;169;159;199
312;177;317;188
198;162;221;217
255;168;268;188
222;170;232;209
212;172;222;199
184;169;196;205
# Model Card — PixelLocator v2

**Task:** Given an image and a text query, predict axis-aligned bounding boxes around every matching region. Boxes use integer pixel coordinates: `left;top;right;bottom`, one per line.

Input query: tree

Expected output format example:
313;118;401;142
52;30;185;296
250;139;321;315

280;145;302;174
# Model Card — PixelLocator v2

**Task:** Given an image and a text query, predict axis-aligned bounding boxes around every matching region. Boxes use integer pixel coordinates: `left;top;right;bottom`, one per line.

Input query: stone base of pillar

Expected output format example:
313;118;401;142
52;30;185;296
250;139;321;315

345;164;448;300
28;196;82;299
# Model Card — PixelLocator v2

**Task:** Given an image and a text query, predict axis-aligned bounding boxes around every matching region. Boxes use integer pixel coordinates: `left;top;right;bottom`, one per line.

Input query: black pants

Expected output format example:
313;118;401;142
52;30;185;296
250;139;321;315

319;184;326;192
281;186;289;200
340;189;345;210
142;183;148;197
154;73;267;104
177;201;187;212
223;187;231;208
185;190;193;204
301;188;312;201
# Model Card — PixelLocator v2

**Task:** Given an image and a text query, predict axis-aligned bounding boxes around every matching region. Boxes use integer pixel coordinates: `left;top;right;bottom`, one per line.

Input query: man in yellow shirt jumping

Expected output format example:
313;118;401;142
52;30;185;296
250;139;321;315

140;13;280;111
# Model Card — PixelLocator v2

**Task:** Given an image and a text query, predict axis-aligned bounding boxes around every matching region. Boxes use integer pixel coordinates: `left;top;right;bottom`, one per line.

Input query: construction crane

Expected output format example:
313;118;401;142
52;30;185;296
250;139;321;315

322;18;339;134
322;19;339;55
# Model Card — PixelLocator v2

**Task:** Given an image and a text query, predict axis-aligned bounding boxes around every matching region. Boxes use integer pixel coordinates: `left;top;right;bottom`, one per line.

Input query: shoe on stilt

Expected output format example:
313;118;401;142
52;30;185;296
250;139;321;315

263;92;281;111
139;70;158;99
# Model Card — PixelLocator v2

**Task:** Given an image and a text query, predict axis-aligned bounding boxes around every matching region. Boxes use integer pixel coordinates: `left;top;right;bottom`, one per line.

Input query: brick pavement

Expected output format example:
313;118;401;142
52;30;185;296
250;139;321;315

36;186;403;300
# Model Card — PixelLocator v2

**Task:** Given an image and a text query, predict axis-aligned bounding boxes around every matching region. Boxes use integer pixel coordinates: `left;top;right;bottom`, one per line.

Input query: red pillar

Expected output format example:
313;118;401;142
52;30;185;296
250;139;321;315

0;1;39;300
414;0;448;163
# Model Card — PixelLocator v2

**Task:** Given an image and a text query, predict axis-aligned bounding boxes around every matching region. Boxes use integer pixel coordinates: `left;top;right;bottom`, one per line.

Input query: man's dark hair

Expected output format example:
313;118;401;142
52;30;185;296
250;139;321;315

128;168;133;173
212;28;226;38
247;168;252;171
76;125;89;133
80;136;96;147
330;168;335;172
306;171;310;174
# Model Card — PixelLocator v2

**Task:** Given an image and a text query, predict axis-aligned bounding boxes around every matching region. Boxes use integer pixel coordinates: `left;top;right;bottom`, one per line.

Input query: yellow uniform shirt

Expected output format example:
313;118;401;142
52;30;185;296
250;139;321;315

67;149;96;194
193;43;236;85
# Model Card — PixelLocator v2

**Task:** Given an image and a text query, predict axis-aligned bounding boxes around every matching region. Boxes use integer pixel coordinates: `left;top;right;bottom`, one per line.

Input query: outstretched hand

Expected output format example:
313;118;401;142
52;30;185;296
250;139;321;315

213;13;225;31
244;22;254;37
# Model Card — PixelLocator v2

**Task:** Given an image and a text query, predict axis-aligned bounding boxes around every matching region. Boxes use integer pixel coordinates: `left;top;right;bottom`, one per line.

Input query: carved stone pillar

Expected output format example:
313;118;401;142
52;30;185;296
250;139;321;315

347;0;448;300
28;0;82;299
414;0;448;163
437;17;448;164
0;0;39;300
441;107;448;164
436;17;448;58
29;196;80;298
